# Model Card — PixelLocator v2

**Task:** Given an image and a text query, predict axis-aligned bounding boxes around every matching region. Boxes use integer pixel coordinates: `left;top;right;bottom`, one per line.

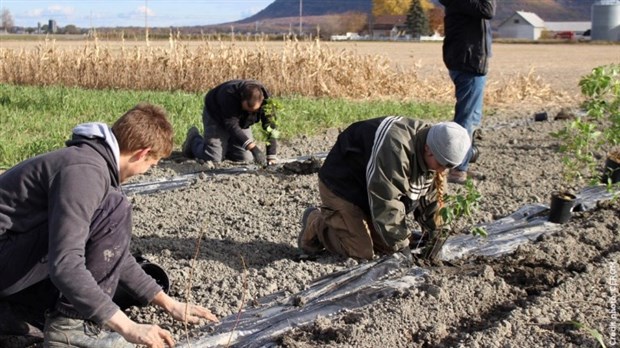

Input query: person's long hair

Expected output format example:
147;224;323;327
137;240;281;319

433;170;446;228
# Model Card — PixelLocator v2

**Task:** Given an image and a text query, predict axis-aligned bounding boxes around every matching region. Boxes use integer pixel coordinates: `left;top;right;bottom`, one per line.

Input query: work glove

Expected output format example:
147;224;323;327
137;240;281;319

250;147;267;166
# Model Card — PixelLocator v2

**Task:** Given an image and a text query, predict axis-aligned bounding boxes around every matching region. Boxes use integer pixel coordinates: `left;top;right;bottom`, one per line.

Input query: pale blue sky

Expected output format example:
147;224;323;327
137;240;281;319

2;0;275;28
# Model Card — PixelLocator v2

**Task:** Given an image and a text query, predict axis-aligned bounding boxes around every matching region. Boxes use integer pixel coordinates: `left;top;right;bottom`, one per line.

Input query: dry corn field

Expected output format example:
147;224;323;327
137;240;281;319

2;38;616;105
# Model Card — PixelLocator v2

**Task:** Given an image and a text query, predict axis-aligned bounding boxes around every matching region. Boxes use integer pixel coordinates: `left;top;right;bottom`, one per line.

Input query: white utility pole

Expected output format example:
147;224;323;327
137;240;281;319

299;0;303;36
145;0;149;42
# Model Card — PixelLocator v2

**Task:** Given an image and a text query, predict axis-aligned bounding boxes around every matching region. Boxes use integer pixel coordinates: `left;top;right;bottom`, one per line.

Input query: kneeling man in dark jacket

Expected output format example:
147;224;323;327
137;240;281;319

298;117;470;260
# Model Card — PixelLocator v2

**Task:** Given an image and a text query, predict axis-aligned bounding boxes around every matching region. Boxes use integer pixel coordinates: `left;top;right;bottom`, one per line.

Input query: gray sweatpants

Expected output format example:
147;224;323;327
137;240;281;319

189;109;253;162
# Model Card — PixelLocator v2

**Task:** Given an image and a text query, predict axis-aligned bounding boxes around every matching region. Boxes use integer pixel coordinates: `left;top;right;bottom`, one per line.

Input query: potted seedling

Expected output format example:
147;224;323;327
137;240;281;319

262;98;282;142
422;179;487;260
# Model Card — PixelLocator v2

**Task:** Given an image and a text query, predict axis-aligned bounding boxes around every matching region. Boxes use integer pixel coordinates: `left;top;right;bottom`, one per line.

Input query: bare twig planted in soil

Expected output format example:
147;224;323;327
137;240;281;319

183;221;207;348
226;254;249;348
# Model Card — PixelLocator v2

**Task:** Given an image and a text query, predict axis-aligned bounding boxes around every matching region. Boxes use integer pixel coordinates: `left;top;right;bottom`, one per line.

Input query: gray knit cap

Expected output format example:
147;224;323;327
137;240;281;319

426;122;471;168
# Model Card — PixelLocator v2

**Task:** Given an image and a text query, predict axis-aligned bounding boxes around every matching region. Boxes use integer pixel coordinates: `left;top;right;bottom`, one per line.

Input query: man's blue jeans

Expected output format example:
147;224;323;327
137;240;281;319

449;70;486;172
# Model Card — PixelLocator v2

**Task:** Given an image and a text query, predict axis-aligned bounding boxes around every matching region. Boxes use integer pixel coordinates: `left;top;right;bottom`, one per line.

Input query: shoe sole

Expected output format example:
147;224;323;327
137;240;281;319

182;127;199;158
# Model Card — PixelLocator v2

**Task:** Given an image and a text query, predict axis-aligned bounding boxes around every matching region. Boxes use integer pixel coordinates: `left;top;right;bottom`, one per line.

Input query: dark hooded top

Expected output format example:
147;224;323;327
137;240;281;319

0;123;162;324
204;79;278;157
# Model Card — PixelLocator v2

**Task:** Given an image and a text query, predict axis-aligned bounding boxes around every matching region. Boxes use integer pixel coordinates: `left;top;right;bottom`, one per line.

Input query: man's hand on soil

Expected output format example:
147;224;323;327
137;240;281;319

106;310;174;348
168;300;219;324
250;146;267;166
267;156;278;166
124;323;175;348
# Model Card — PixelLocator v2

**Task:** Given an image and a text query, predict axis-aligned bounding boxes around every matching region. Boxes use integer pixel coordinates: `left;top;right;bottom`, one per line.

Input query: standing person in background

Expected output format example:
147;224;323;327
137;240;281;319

183;79;279;166
440;0;496;184
0;104;218;347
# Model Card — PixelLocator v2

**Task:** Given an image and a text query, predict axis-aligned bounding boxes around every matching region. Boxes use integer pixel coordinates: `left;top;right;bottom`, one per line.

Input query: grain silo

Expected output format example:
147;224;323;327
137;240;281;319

591;0;620;41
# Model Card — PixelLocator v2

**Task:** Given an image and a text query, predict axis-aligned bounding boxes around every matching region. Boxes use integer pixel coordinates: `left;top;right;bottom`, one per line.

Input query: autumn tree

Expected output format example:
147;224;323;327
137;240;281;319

428;7;445;35
405;0;431;38
1;8;14;33
373;0;434;16
340;12;368;34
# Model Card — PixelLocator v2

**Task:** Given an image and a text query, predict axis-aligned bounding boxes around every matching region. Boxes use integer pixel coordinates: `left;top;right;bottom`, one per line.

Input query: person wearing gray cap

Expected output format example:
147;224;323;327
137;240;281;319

298;116;470;260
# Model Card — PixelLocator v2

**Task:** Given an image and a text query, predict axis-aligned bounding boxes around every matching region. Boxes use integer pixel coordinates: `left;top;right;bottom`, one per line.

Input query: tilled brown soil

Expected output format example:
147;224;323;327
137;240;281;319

118;103;619;348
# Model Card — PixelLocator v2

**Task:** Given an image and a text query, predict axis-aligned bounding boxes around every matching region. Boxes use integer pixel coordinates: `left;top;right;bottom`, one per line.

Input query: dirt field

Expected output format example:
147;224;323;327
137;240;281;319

1;41;620;347
124;43;618;347
121;107;619;348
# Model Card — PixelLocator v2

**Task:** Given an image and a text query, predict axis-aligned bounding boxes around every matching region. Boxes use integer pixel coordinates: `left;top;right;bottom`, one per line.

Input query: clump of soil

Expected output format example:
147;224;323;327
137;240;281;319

279;156;323;175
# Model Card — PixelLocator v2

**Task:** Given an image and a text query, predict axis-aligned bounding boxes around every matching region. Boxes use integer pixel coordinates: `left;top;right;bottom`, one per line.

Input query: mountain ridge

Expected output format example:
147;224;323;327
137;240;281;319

240;0;597;24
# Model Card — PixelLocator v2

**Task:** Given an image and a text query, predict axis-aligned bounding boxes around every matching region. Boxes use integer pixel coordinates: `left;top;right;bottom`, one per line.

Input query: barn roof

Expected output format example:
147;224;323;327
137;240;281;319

499;11;545;28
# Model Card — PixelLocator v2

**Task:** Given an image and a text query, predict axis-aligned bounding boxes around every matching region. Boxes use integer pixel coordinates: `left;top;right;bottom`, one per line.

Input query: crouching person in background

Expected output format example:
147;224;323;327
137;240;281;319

183;79;279;166
298;117;470;260
0;103;218;348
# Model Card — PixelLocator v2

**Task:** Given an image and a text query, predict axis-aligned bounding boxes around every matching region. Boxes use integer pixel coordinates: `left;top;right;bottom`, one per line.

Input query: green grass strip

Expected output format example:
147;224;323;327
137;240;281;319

0;84;450;168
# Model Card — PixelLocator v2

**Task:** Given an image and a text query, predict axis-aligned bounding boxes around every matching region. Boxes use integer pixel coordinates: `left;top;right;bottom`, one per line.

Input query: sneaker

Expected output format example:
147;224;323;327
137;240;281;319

44;311;133;348
297;207;323;254
467;169;486;180
447;169;468;184
182;126;200;159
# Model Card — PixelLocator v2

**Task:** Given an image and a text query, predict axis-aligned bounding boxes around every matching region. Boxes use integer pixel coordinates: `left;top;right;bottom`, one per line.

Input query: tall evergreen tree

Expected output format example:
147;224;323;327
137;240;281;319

405;0;431;38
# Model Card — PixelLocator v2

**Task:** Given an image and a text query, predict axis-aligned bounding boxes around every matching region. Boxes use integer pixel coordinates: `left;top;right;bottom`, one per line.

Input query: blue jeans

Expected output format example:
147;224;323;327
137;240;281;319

449;70;486;171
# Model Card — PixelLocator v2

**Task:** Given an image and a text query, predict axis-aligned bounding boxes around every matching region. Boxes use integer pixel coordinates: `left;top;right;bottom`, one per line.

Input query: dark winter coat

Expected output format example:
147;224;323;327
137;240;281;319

440;0;496;75
204;79;278;157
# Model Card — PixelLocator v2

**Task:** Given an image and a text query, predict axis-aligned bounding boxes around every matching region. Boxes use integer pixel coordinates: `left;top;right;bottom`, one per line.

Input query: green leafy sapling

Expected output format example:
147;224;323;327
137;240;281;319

552;64;620;186
423;178;487;260
571;321;607;348
262;98;282;144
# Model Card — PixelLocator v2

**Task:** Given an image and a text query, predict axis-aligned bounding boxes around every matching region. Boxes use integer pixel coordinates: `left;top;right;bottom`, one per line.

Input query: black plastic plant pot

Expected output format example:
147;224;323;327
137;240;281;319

548;192;576;224
534;112;548;122
601;157;620;184
113;256;171;310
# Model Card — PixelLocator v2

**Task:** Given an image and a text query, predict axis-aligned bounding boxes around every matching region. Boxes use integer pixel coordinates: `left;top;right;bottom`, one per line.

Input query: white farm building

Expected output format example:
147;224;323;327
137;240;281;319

497;11;546;40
